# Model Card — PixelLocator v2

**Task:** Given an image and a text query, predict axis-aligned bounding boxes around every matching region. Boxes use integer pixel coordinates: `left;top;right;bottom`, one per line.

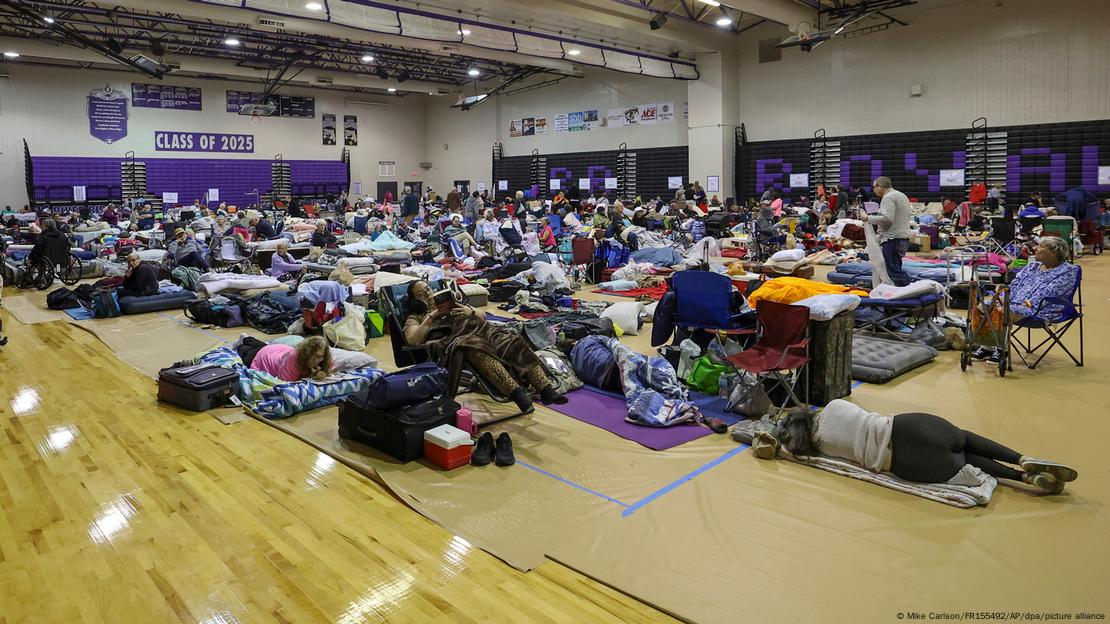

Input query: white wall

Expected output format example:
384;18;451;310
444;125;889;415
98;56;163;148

0;64;427;203
490;69;688;156
736;0;1110;141
423;97;498;195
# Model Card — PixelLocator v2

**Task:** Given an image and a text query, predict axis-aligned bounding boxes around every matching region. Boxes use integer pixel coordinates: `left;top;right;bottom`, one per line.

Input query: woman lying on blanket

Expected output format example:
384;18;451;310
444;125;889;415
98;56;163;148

239;335;333;381
761;404;1077;495
403;280;567;414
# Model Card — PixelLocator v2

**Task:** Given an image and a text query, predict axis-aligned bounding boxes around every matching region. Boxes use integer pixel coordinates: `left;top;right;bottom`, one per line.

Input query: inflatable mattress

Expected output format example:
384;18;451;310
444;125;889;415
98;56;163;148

118;289;195;315
852;334;938;383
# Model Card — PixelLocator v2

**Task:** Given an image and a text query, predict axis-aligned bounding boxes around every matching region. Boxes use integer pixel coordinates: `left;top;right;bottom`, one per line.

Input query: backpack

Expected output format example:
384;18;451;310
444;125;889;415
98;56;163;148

559;317;615;342
46;287;80;310
88;289;121;318
569;335;621;391
488;281;523;303
364;363;449;411
536;347;583;395
243;291;301;334
184;298;244;328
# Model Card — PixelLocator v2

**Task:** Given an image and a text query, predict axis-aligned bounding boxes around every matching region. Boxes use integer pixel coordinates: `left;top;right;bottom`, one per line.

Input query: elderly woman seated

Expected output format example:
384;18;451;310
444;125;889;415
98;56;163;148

1009;236;1078;319
268;240;305;281
971;236;1078;362
402;280;566;414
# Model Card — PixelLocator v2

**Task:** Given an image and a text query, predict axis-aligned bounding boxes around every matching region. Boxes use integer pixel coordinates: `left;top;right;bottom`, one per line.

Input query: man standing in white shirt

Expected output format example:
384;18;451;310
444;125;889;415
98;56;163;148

865;176;913;286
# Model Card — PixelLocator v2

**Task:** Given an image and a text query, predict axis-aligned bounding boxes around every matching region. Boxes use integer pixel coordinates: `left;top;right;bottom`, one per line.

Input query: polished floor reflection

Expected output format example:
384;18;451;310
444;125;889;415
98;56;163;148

0;310;675;623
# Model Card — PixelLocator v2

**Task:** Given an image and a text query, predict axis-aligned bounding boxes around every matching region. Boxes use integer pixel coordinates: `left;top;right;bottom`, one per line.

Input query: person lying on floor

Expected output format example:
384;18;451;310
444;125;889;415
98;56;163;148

269;240;305;281
168;227;210;271
402;280;566;413
970;236;1078;362
118;252;159;298
238;335;333;381
766;404;1077;495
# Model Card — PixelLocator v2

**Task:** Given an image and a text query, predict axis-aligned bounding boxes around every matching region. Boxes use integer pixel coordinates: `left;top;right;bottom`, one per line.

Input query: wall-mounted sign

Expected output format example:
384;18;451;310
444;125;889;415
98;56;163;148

940;169;965;187
132;83;201;110
550;178;561;190
579;178;591;190
154;131;254;153
498;180;508;191
88;85;128;145
604;177;618;190
476;182;487;192
322;114;336;145
668;176;684;190
162;192;178;204
707;176;720;193
344;115;358;146
789;173;809;188
73;186;86;202
207;188;220;202
226;91;315;118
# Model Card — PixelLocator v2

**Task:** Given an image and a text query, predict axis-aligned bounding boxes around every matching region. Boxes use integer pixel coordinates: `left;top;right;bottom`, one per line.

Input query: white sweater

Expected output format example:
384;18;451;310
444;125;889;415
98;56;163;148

813;400;893;472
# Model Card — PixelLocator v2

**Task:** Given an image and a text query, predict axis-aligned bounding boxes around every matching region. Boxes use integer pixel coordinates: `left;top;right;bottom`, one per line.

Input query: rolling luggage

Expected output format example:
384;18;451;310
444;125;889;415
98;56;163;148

338;392;460;462
157;363;239;411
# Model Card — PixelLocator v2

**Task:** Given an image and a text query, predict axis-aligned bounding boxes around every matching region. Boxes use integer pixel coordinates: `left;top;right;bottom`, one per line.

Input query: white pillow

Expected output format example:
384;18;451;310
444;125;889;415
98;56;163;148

769;248;804;263
600;301;644;335
793;294;861;321
460;283;489;296
330;348;379;372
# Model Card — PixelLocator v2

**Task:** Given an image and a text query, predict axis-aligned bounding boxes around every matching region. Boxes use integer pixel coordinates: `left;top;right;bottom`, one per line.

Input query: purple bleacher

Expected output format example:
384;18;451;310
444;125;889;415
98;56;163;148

32;156;122;202
146;158;272;207
32;156;347;207
288;160;348;195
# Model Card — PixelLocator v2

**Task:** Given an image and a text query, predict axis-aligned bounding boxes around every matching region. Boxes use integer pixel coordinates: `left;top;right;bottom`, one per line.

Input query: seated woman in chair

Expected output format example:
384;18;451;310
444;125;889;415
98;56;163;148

268;240;305;282
537;217;557;249
768;404;1078;495
402;280;566;414
1009;236;1078;321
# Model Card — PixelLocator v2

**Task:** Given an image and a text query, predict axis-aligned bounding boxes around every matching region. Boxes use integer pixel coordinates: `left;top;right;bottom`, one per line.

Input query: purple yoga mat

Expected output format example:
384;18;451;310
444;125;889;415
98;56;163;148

548;388;711;451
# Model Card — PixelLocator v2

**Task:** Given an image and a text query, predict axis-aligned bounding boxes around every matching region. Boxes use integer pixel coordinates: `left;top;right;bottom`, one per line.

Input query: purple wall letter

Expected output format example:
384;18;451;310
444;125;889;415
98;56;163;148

1006;148;1066;193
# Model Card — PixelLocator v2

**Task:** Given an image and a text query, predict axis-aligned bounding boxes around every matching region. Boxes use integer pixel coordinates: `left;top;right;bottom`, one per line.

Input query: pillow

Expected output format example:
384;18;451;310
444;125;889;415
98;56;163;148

769;248;804;263
600;301;644;335
793;294;861;321
330;348;379;372
460;283;488;296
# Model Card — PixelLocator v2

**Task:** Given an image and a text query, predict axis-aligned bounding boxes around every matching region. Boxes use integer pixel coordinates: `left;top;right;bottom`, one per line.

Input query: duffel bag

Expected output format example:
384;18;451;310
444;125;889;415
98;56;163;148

364;362;448;410
338;393;460;462
244;291;301;334
569;335;621;391
47;287;80;310
184;298;245;328
488;281;523;303
88;289;121;318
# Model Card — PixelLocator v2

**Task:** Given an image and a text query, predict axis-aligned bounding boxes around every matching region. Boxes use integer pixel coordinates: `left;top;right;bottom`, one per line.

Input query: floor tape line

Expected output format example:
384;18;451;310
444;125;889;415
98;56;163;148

852;380;864;388
517;461;630;508
156;312;230;344
621;444;750;517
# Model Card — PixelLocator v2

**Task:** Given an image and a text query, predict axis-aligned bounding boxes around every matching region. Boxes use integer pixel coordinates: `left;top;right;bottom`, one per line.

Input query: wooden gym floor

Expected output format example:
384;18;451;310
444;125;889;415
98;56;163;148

2;253;1108;622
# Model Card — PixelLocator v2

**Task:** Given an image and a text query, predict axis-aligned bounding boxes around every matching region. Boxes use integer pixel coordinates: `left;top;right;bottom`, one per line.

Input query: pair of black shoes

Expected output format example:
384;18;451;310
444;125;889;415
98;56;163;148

970;346;1003;363
471;432;514;466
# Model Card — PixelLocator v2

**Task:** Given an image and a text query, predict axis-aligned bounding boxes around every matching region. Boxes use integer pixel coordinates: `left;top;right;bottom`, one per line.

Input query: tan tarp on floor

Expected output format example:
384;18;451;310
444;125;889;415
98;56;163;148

6;259;1109;623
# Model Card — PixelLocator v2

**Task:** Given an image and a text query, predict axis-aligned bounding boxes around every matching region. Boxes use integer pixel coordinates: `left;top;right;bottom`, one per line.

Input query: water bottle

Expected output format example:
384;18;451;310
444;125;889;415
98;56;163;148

455;407;474;436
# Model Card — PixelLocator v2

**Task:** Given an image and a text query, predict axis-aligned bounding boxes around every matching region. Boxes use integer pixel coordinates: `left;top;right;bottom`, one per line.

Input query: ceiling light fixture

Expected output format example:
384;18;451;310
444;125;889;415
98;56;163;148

467;68;480;76
43;16;55;24
223;37;241;46
457;29;471;36
716;16;733;26
361;54;374;62
305;2;323;10
698;0;721;6
387;87;397;92
649;13;668;30
567;48;581;56
3;51;19;59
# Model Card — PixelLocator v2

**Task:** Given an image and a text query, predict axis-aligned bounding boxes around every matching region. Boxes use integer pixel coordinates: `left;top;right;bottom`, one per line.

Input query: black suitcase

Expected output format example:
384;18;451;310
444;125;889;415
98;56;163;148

157;363;239;411
338;392;460;462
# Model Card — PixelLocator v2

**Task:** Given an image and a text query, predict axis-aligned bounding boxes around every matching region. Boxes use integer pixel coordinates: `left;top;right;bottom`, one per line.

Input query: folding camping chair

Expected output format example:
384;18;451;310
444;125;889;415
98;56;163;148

377;280;512;404
571;237;597;283
1041;216;1077;259
672;271;756;338
725;300;810;408
1009;264;1083;370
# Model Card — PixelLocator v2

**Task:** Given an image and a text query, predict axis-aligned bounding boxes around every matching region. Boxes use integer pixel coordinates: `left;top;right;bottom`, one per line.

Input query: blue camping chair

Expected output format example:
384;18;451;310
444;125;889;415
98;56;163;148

673;271;754;335
1009;265;1083;369
546;213;564;237
353;215;369;235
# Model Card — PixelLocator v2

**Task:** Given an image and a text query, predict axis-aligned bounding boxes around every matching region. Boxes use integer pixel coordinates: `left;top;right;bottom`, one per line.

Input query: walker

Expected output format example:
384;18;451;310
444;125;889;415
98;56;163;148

960;279;1011;377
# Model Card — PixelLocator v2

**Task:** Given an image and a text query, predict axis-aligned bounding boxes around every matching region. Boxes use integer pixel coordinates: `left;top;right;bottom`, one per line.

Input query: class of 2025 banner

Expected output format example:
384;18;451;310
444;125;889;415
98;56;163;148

154;131;254;153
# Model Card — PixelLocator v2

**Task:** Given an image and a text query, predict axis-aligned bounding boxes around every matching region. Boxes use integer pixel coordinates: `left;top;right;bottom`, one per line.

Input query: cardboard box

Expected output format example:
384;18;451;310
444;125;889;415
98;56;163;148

911;235;932;251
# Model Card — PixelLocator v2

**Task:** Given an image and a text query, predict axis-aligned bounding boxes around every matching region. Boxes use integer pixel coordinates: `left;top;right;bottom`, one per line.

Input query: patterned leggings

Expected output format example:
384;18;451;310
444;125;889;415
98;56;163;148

466;351;549;396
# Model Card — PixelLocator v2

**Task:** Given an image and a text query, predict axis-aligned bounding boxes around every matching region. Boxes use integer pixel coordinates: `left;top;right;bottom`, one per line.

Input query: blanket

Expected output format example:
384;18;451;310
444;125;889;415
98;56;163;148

747;277;868;308
782;452;997;508
607;337;701;427
194;347;383;419
593;284;669;301
340;230;415;253
196;272;283;297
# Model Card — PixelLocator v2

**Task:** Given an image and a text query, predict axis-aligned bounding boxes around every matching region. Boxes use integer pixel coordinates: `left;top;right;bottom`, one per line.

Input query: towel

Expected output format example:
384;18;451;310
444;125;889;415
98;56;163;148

782;452;997;508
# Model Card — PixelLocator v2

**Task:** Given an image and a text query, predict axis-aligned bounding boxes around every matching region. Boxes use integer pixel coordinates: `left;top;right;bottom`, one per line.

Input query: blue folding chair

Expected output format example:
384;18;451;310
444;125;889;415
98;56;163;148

547;213;563;237
1009;265;1083;369
672;271;754;335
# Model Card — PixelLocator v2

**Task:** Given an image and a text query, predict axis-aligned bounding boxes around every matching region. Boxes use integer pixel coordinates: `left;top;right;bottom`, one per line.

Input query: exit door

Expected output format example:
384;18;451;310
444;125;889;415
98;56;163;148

453;180;471;195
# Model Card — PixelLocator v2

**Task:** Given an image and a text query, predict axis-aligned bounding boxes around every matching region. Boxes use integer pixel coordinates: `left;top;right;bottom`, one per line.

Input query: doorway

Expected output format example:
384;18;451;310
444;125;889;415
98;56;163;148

375;181;398;202
453;180;471;196
404;181;423;196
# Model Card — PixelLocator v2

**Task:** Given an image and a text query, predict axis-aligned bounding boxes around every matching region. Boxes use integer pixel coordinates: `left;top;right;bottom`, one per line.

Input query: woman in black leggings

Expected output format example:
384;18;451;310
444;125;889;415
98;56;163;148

775;404;1077;495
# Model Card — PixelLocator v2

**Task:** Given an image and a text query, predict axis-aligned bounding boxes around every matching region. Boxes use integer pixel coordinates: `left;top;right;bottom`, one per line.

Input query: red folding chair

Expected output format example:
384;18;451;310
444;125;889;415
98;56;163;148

725;300;810;407
571;237;597;283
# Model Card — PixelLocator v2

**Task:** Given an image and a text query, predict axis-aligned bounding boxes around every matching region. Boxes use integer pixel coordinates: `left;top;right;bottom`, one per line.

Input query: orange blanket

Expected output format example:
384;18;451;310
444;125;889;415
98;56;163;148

747;277;868;308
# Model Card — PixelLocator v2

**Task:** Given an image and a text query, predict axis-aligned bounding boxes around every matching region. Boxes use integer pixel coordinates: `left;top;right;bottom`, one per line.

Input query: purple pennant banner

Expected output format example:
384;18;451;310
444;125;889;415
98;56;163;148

154;131;255;153
88;86;129;145
132;83;202;110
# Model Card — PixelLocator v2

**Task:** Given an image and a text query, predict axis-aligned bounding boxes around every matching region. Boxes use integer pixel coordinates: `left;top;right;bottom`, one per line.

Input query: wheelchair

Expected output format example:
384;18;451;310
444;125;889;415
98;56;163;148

18;235;82;290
